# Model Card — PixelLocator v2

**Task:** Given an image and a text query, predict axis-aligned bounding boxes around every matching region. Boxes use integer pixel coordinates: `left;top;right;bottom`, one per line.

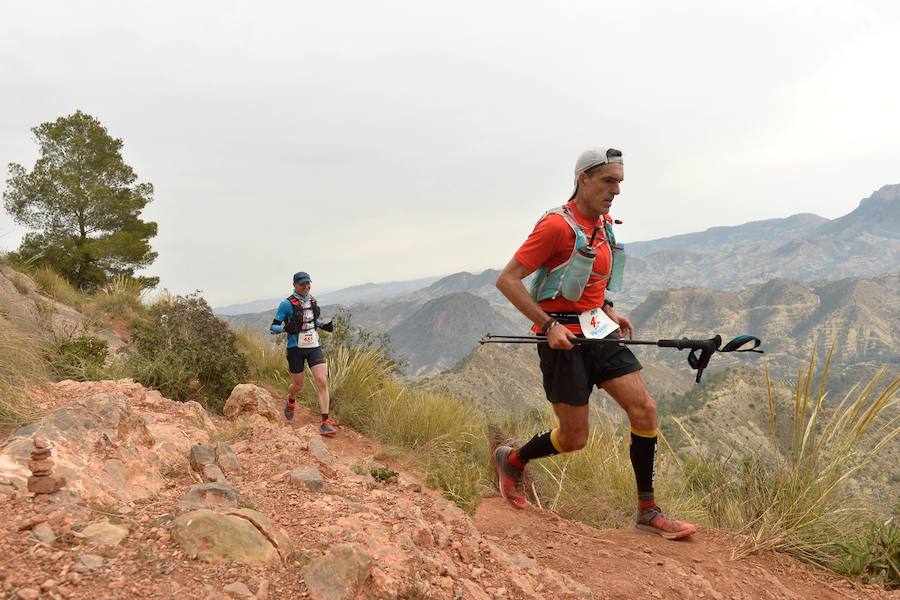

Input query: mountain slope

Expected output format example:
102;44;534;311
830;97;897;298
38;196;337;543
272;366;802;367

628;272;900;392
388;292;523;376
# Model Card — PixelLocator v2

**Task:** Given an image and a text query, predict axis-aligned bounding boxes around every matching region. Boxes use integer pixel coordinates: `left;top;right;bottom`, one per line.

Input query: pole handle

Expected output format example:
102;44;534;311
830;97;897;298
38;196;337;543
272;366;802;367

657;336;721;351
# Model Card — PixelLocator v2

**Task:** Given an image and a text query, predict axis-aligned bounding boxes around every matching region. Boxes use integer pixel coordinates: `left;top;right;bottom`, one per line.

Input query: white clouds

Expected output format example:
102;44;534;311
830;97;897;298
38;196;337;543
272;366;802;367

1;1;898;304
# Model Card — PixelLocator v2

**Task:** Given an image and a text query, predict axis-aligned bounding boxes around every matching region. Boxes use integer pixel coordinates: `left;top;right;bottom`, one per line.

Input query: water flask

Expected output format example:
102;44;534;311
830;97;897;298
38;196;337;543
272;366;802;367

561;245;596;301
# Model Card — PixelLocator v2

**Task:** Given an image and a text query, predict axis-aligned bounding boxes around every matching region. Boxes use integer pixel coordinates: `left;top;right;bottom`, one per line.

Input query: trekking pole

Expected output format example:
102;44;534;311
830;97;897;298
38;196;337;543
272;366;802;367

479;333;763;383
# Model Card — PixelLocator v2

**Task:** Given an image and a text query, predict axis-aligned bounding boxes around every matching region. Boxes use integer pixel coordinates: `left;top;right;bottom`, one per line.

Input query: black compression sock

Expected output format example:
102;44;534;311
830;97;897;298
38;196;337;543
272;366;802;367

629;429;658;502
517;429;562;463
321;413;329;421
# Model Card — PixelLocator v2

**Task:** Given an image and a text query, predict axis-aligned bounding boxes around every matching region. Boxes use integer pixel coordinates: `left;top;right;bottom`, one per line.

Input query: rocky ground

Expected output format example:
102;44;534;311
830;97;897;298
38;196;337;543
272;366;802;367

0;379;895;599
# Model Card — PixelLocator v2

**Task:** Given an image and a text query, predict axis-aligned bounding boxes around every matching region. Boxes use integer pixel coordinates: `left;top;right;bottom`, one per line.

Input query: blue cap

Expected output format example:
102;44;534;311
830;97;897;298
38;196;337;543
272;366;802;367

293;271;311;284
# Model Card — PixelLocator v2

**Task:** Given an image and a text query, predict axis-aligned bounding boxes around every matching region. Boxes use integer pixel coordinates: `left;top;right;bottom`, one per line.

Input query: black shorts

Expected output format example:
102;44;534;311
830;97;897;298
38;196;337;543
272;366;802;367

286;346;326;374
537;332;642;406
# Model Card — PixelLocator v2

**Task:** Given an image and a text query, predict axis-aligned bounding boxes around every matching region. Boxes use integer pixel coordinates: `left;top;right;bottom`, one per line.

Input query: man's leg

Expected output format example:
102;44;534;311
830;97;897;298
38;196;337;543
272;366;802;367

497;344;592;509
602;372;696;539
309;362;336;436
496;403;589;509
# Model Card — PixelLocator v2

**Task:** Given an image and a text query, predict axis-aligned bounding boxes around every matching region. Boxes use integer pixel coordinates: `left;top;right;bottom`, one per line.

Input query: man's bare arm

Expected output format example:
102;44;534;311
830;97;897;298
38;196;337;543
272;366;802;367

495;257;574;349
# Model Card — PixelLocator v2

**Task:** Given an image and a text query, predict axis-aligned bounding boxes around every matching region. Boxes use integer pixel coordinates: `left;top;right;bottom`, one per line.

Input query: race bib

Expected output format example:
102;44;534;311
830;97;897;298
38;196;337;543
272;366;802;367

578;307;619;339
298;329;319;348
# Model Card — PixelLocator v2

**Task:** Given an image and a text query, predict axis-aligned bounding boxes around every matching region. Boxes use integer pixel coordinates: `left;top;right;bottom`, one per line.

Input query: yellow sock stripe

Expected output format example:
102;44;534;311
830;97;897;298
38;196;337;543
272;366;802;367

630;426;658;438
549;428;564;453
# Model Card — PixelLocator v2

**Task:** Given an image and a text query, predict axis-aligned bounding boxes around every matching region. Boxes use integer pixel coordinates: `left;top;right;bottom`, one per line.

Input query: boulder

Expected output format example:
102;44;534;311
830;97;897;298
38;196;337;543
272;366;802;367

222;385;280;422
226;508;293;563
81;521;129;548
301;543;373;600
289;465;324;492
178;482;240;512
173;510;280;566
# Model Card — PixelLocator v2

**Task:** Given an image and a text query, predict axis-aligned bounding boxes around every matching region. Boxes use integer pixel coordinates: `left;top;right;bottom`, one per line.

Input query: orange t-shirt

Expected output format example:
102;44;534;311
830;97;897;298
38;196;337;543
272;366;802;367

514;201;613;333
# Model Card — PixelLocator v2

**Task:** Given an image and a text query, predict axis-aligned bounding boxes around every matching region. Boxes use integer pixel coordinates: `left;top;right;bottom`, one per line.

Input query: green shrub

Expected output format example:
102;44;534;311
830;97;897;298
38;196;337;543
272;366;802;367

369;465;399;483
124;293;248;412
832;519;900;589
44;333;109;381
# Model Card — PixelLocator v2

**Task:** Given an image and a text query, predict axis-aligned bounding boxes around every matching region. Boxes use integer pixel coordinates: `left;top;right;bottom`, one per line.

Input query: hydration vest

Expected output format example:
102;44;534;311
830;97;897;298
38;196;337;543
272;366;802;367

284;295;320;335
529;205;626;302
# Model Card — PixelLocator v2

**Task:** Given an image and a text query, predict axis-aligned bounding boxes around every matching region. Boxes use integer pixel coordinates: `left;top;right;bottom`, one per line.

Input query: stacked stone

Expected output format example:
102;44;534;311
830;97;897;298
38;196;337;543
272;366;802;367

27;438;66;495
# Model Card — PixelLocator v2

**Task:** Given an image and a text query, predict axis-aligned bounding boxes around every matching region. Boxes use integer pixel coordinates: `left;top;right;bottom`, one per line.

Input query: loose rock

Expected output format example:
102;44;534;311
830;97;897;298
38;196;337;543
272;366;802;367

189;443;217;472
223;581;253;597
306;436;333;465
32;523;56;545
81;522;129;548
202;463;227;483
289;465;324;492
178;482;240;511
301;543;373;600
216;443;242;474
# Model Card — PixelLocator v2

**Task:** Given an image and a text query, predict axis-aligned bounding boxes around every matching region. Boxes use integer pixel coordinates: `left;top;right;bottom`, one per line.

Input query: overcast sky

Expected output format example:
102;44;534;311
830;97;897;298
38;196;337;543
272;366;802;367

1;1;898;306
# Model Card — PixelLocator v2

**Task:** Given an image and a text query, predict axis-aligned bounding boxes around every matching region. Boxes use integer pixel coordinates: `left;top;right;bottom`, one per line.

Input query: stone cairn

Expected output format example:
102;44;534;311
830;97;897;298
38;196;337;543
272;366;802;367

27;437;66;495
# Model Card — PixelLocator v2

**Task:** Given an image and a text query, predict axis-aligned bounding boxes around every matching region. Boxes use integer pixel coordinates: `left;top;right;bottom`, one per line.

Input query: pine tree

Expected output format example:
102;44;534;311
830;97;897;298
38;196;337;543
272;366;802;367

4;110;158;289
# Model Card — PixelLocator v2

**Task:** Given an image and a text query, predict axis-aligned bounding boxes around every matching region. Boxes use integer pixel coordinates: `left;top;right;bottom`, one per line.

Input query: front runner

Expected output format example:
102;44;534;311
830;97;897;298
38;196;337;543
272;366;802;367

269;271;337;436
494;147;696;539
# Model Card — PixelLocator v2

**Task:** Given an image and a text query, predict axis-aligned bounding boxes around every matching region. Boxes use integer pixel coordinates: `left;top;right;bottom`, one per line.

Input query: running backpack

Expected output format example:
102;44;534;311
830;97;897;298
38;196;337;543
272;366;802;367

529;206;626;302
284;295;320;335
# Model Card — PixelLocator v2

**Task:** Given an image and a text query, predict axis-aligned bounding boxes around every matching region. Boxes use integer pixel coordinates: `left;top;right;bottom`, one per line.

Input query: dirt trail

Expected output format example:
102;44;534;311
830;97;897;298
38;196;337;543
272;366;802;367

475;497;893;599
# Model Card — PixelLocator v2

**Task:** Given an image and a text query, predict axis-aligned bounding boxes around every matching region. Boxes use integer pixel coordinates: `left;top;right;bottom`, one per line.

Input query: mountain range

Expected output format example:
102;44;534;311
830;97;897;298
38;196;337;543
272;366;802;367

221;184;899;378
214;275;442;316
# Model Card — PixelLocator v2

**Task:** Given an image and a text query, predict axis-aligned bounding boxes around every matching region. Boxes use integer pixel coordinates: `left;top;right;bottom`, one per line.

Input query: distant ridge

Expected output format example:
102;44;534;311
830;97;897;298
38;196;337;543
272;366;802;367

627;212;828;257
214;274;441;315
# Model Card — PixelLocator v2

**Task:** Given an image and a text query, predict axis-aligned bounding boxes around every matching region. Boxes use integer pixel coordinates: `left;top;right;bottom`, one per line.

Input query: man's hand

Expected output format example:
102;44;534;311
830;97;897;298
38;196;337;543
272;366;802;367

603;306;634;339
547;322;576;350
319;320;334;333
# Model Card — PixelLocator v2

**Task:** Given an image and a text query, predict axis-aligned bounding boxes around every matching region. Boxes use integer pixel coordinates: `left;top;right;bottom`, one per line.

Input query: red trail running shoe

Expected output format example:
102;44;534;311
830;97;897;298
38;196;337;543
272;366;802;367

635;506;697;540
494;446;527;510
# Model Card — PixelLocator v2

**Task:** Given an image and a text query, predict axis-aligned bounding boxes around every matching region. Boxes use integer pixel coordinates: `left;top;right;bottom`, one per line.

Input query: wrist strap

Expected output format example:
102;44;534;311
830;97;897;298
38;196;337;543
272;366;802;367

541;318;558;334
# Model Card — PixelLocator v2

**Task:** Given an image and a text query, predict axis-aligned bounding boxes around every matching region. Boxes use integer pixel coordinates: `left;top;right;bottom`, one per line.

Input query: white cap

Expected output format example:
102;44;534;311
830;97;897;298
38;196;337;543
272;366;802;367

570;147;623;199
